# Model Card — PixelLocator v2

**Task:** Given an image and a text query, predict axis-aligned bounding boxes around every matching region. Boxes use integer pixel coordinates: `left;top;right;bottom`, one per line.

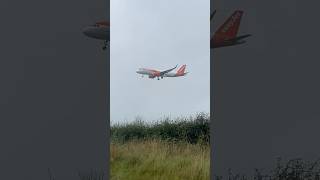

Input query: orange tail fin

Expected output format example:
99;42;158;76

213;10;243;41
177;65;186;75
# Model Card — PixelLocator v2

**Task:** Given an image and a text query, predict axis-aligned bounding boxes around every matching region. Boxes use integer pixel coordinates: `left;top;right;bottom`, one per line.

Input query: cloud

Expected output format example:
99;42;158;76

111;0;210;123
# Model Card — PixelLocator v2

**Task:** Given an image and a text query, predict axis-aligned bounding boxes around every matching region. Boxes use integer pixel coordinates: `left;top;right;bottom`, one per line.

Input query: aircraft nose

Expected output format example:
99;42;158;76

82;26;94;37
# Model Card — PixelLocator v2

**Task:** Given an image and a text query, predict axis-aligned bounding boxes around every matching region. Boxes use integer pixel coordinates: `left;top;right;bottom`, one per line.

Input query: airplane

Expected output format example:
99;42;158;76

136;65;178;80
163;65;188;78
211;10;251;49
81;10;249;50
83;21;110;50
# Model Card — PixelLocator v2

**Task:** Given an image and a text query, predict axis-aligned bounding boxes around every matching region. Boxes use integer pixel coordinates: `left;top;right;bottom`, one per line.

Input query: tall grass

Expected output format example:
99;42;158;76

111;139;210;180
110;113;210;180
111;112;210;144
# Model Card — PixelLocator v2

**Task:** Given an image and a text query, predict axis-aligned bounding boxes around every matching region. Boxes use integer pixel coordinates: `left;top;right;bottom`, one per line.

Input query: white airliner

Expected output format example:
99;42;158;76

136;65;187;80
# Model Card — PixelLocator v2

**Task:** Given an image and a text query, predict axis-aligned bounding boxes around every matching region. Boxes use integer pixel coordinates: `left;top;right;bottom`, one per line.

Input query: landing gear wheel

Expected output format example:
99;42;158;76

102;41;109;50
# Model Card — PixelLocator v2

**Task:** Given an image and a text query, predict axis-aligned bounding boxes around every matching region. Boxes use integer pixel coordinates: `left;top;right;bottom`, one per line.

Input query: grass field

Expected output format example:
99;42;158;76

111;140;210;180
110;113;210;180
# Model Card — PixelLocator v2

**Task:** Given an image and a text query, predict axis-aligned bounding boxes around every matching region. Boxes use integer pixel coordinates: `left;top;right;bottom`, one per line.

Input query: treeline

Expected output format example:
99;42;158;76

214;158;320;180
111;112;210;144
47;168;105;180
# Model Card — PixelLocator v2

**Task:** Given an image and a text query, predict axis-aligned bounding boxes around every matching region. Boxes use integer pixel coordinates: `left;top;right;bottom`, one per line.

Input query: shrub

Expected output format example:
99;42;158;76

111;112;210;144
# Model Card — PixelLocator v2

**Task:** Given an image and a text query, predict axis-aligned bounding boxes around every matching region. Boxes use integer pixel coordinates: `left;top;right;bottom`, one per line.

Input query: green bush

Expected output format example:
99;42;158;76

111;112;210;144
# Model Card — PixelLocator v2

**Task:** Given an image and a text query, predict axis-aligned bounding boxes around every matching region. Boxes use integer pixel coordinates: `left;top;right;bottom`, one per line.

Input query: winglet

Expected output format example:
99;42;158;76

210;10;216;21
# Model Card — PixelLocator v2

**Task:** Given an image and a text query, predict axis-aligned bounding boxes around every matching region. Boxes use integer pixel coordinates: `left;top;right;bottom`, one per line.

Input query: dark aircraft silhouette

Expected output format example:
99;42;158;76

211;10;251;49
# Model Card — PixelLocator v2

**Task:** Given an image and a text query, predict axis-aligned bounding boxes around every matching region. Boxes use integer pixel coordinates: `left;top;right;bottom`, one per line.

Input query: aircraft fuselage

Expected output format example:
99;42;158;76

163;72;187;77
83;26;109;40
136;69;160;78
83;21;110;41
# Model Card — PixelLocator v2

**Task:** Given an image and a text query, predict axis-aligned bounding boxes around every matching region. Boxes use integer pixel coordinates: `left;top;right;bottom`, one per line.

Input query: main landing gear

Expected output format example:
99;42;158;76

102;40;110;50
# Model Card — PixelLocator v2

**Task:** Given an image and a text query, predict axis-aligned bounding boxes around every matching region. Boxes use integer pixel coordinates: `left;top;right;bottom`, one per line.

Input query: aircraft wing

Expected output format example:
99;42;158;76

160;65;178;76
210;10;216;21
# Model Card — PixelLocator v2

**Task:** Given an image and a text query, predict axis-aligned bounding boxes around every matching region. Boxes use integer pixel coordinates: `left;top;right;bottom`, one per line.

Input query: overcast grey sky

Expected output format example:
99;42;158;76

111;0;210;123
212;0;320;175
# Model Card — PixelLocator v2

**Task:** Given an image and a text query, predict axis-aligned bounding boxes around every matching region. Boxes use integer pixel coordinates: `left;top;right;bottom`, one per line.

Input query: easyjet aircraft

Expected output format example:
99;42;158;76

163;65;188;78
211;10;251;49
136;65;178;80
83;21;110;50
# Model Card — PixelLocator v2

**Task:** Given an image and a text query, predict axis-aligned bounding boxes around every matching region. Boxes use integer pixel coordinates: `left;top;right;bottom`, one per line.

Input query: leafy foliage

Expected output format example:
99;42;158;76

213;158;320;180
111;112;210;144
